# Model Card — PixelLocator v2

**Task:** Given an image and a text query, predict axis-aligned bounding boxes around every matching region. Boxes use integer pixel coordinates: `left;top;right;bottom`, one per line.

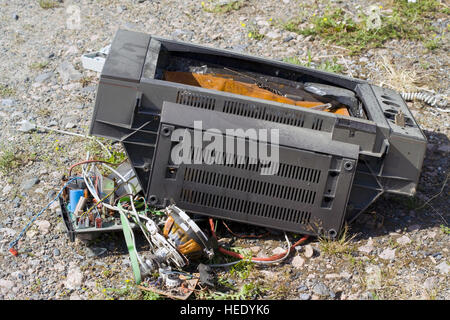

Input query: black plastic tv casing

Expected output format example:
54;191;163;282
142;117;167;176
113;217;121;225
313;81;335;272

89;30;427;239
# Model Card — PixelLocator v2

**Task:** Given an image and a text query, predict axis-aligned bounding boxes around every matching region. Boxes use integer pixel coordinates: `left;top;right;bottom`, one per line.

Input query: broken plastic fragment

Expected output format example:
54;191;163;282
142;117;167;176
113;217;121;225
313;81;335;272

17;119;37;133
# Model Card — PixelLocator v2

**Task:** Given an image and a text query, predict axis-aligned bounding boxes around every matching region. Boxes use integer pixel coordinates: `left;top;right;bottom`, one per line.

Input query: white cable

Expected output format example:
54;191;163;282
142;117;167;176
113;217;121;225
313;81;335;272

400;91;448;109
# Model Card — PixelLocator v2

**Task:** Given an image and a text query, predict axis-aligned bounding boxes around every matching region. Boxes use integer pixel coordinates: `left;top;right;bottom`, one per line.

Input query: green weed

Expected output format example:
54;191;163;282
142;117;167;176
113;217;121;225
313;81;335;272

0;84;16;97
283;0;443;54
38;0;61;9
283;54;344;74
202;0;246;14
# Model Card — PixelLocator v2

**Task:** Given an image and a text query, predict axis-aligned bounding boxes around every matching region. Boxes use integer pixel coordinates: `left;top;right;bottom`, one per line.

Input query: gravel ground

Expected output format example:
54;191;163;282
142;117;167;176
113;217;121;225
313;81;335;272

0;0;449;300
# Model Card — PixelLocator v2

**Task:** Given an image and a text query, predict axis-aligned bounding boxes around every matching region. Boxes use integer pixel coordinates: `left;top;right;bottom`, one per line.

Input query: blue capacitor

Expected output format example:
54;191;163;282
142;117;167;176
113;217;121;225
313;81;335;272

68;189;84;213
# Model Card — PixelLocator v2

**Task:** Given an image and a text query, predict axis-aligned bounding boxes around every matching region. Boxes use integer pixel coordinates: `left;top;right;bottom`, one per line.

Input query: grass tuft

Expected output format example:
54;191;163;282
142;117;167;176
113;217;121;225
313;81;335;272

38;0;61;9
283;0;444;54
203;0;246;14
319;225;356;256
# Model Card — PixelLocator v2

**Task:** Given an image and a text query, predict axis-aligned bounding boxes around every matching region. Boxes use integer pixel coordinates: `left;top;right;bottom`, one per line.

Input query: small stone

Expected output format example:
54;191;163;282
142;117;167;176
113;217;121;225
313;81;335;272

379;248;396;260
26;229;38;239
34;72;54;84
407;224;420;232
299;293;311;300
1;99;16;107
21;177;40;191
304;244;314;258
312;282;333;297
283;35;294;42
427;231;437;239
325;273;340;280
53;249;60;256
2;185;12;194
117;5;127;13
437;144;450;153
57;61;82;83
69;292;82;300
423;277;437;290
340;271;352;280
272;247;285;255
54;263;65;272
85;247;107;258
12;13;19;20
436;261;449;274
0;280;14;291
297;284;308;292
47;190;56;200
292;255;305;268
35;220;51;235
359;57;369;63
249;246;261;254
11;271;24;281
0;228;16;237
358;238;374;254
13;197;21;208
365;265;382;289
64;266;83;290
396;235;411;245
266;31;281;40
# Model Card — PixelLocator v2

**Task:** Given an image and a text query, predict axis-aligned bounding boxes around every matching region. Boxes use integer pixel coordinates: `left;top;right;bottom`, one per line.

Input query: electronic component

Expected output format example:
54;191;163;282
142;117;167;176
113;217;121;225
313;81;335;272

163;205;214;260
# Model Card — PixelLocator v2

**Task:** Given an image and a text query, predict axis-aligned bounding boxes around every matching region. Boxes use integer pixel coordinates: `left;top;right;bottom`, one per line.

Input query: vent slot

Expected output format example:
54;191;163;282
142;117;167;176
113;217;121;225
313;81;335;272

188;146;321;183
223;99;309;129
184;167;317;204
312;117;323;131
180;188;311;225
176;90;216;110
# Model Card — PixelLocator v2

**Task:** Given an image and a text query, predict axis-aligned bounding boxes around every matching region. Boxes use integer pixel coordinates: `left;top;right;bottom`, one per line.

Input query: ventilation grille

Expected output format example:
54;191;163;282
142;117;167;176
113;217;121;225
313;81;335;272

184;167;317;204
180;188;311;225
176;90;216;110
175;90;329;131
223;99;306;127
312;117;324;131
188;146;321;183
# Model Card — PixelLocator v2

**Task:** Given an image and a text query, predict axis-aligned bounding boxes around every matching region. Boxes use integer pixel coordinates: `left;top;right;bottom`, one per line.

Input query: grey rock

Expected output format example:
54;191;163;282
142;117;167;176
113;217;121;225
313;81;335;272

0;279;14;292
379;248;396;261
436;261;449;274
232;44;248;53
11;271;24;281
283;35;294;42
13;197;21;208
47;190;56;200
299;293;311;300
34;72;54;84
35;220;51;235
64;266;83;290
20;177;40;191
1;99;16;107
12;13;19;20
85;247;107;258
312;282;334;298
304;244;314;258
171;29;194;41
297;284;308;292
266;31;281;40
53;248;60;256
56;61;82;83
